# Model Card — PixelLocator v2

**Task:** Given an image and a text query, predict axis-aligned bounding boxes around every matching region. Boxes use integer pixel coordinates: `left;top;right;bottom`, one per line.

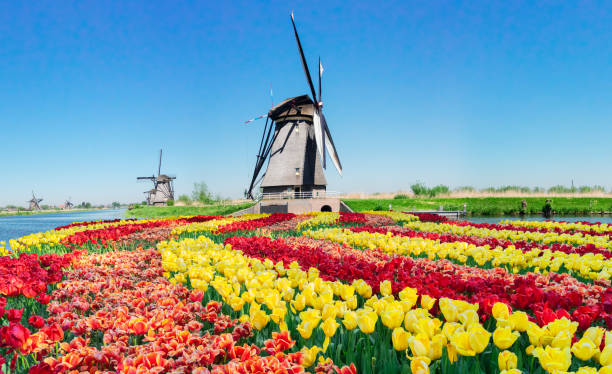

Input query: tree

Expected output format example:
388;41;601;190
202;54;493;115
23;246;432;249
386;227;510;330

111;202;121;209
192;182;213;204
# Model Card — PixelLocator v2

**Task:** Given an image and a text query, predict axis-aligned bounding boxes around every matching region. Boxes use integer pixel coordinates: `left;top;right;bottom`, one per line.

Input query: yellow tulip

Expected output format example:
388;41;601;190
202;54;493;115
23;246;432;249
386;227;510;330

458;309;480;328
467;325;491;354
380;280;392;297
600;345;612;366
408;333;431;358
500;370;522;374
439;298;459;323
300;346;321;368
381;301;405;329
584;327;605;347
492;302;511;321
321;317;339;338
322;304;336;321
533;346;572;373
600;366;612;374
290;293;306;312
429;334;446;360
410;356;430;374
392;327;410;351
420;295;436;311
342;311;358;330
297;321;315;339
577;367;598;374
450;332;475;356
498;350;518;371
526;322;546;346
250;310;269;330
572;337;599;362
346;295;358;310
509;311;529;332
357;309;378;334
399;287;419;308
551;331;572;349
493;326;520;350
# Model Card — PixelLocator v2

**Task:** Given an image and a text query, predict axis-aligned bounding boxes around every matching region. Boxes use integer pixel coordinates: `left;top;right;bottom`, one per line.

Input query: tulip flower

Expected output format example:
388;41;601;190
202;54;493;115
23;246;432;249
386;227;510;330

533;346;572;373
467;324;491;354
250;310;270;330
410;357;430;374
381;301;405;329
392;327;410;351
342;311;358;330
498;350;518;371
571;337;599;362
356;309;378;334
493;326;520;350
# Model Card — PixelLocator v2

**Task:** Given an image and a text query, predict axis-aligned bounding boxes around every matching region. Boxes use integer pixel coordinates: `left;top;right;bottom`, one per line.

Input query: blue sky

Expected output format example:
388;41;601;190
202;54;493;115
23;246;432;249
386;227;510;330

1;1;611;206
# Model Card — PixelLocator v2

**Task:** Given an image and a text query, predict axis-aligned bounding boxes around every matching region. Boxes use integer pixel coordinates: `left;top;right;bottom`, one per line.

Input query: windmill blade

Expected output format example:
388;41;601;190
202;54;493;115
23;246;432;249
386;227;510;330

321;113;342;176
244;114;268;124
318;57;323;103
290;12;318;102
312;110;326;168
158;149;163;176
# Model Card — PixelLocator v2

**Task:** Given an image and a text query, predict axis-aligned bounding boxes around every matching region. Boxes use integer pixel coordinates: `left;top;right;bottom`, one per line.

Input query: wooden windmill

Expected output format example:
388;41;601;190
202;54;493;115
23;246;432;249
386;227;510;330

28;191;43;210
244;12;342;200
137;149;176;205
64;198;74;210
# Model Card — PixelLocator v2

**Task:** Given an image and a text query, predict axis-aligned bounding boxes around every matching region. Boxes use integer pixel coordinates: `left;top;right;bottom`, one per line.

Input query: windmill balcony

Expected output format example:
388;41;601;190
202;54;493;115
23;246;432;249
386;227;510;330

255;190;340;201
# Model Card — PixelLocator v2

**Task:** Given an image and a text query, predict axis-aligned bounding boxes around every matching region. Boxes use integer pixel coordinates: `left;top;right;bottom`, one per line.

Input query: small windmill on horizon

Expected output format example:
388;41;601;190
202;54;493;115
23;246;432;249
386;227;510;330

28;191;43;211
137;149;176;205
64;197;74;210
243;12;342;200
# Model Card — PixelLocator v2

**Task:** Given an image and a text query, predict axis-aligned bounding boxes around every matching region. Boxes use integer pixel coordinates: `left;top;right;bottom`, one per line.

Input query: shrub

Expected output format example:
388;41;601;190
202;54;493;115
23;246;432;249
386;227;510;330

429;185;450;197
410;183;429;197
454;186;475;193
178;194;192;205
394;194;410;200
166;200;174;206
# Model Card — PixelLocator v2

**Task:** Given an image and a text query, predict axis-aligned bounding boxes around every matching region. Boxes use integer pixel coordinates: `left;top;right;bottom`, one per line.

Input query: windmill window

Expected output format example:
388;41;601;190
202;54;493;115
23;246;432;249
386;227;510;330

295;168;300;176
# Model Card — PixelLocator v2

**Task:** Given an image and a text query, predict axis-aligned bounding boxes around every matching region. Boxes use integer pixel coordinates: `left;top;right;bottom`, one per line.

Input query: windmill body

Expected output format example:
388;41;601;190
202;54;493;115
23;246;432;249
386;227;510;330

137;150;176;206
245;14;342;200
260;96;327;196
28;192;43;211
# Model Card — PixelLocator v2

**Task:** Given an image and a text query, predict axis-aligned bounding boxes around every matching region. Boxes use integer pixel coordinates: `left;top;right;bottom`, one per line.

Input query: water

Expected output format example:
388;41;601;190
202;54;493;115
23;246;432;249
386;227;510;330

0;209;125;248
464;215;612;225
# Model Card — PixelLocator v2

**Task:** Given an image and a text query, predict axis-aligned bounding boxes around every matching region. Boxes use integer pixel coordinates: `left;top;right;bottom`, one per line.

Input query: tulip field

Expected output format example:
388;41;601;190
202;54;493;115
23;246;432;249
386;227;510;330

2;212;612;373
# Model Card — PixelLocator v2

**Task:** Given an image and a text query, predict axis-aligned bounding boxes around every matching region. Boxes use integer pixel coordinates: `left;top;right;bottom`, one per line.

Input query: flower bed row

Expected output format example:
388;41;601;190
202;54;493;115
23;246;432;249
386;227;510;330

163;234;612;373
307;227;612;282
405;220;612;249
352;225;612;259
225;235;610;330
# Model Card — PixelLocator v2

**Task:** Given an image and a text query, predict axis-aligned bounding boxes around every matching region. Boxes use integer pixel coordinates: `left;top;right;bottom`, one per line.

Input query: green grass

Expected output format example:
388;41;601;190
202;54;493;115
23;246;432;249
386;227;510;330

0;208;103;217
342;197;612;216
125;203;255;218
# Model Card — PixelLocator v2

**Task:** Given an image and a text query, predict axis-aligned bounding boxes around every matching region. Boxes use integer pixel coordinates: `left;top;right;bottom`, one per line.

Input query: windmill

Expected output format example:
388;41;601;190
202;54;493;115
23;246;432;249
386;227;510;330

28;191;43;210
244;12;342;200
64;198;74;210
137;149;176;205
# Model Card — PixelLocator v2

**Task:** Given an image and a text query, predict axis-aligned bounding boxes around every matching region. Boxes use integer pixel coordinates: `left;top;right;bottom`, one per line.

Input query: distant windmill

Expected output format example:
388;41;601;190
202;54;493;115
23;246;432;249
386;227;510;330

64;197;74;210
28;191;43;210
244;12;342;200
137;149;176;205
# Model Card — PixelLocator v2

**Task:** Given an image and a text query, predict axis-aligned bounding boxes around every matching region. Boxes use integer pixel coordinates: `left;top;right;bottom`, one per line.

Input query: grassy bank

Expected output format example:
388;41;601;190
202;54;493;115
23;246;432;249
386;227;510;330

125;203;254;218
343;197;612;216
0;208;102;217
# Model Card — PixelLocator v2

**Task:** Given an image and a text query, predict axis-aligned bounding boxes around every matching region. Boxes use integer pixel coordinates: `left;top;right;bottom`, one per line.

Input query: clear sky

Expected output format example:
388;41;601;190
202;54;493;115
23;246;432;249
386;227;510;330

1;1;611;206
